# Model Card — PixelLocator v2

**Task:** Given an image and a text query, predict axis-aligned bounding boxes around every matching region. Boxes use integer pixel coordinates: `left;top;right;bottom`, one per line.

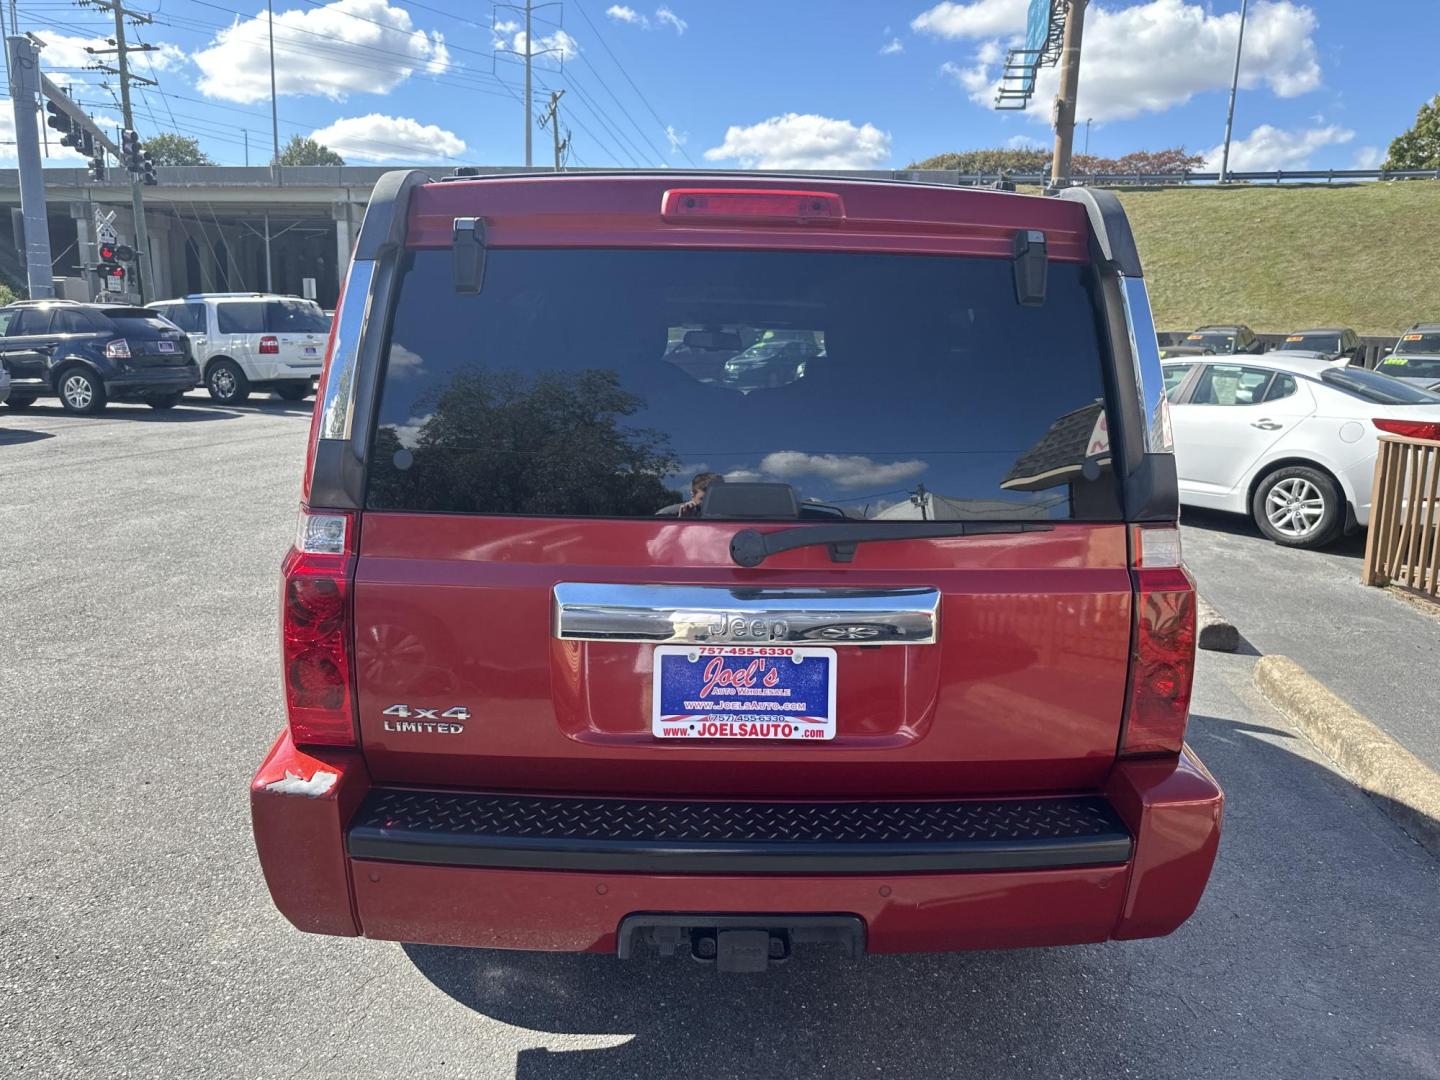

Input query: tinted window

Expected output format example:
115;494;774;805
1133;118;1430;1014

1321;368;1440;405
1186;331;1236;352
1396;332;1440;355
0;310;13;335
1263;373;1297;402
1380;355;1440;380
265;300;329;333
104;313;176;336
52;309;95;333
156;303;206;332
1191;364;1274;405
217;302;265;334
1162;363;1193;400
1279;333;1340;353
367;249;1121;521
8;308;51;335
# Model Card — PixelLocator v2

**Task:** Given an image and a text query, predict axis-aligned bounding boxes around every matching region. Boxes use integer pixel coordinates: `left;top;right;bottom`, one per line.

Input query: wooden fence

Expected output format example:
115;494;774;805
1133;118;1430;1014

1363;435;1440;600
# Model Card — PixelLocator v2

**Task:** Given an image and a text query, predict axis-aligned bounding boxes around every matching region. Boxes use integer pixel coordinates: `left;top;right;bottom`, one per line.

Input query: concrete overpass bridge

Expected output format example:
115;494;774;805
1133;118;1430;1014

0;165;955;306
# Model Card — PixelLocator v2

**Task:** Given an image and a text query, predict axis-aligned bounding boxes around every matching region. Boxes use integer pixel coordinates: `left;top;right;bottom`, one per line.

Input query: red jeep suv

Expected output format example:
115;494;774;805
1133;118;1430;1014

251;171;1222;970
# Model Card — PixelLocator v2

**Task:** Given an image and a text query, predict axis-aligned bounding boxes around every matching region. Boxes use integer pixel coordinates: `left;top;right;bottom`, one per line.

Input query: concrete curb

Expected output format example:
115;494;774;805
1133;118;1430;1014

1196;594;1239;653
1255;655;1440;860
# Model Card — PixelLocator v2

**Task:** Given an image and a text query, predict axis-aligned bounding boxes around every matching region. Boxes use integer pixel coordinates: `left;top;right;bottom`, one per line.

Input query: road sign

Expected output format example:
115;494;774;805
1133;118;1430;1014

995;0;1066;110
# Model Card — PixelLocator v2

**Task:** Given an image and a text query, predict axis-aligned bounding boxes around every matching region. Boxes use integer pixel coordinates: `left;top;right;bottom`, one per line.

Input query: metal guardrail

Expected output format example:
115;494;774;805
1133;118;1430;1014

944;168;1440;186
1363;435;1440;601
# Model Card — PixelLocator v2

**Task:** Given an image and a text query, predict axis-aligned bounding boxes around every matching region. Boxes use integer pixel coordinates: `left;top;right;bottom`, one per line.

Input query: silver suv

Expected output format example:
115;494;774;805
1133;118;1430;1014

147;293;330;404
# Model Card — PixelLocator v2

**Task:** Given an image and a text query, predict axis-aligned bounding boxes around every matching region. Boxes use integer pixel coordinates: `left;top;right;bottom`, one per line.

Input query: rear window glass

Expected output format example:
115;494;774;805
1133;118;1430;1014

1396;332;1440;355
1320;368;1440;405
366;249;1121;521
105;313;175;335
1278;333;1340;353
1380;355;1440;379
266;300;329;333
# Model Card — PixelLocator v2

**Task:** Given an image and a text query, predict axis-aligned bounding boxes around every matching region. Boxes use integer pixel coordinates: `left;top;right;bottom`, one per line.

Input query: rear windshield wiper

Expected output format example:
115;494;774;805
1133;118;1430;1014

730;521;1055;567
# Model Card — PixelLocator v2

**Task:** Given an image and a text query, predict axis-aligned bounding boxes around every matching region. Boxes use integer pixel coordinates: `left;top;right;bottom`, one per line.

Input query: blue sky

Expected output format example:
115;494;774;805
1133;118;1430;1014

5;0;1437;171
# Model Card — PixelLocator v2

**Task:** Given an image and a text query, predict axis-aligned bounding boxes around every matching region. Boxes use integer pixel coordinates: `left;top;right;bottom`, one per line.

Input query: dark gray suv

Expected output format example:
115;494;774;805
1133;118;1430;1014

0;300;200;414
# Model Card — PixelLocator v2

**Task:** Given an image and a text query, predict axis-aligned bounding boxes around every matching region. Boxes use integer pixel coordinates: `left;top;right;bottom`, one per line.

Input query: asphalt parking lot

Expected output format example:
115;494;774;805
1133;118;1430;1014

3;398;1439;1080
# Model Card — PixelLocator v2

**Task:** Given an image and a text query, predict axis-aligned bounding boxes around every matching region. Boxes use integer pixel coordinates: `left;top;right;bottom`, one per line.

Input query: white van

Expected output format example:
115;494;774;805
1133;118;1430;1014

147;293;330;404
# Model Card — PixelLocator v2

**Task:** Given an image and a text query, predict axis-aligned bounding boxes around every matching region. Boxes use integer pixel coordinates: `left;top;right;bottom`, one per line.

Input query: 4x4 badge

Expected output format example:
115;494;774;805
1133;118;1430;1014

381;704;469;734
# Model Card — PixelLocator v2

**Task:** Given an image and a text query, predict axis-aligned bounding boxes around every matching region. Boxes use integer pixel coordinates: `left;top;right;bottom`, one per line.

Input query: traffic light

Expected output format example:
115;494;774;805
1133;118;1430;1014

79;130;95;157
45;100;81;148
140;151;156;186
121;128;142;173
95;242;127;293
87;156;106;182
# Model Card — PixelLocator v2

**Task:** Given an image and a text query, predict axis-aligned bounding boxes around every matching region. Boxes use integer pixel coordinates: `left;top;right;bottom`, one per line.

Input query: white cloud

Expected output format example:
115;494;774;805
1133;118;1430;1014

309;113;465;162
606;4;643;23
1006;133;1045;150
976;39;1002;65
705;113;891;169
193;0;450;104
655;5;687;34
940;59;991;95
1202;123;1352;171
760;452;928;490
665;124;687;154
37;31;187;73
880;37;904;55
494;28;578;62
1352;145;1383;170
0;100;88;163
948;0;1323;123
911;0;1027;40
494;18;519;33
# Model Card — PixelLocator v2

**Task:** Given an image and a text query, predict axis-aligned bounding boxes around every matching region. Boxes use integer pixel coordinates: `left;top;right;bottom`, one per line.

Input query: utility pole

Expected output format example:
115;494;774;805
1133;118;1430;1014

540;89;567;170
1218;0;1249;184
1048;0;1088;190
267;0;281;185
243;128;249;166
86;0;157;301
6;34;55;298
523;0;532;167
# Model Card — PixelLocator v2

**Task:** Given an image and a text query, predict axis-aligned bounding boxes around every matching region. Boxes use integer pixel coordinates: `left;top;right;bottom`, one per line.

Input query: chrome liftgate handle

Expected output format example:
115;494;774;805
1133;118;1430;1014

551;583;941;646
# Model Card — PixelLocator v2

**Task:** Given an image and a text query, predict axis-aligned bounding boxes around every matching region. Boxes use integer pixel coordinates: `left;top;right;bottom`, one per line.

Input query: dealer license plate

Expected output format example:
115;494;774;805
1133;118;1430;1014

652;645;836;740
304;345;319;356
157;340;175;353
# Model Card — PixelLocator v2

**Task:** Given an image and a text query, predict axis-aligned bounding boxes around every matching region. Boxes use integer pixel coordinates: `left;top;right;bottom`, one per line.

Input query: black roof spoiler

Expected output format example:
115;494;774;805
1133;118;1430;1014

1053;188;1143;278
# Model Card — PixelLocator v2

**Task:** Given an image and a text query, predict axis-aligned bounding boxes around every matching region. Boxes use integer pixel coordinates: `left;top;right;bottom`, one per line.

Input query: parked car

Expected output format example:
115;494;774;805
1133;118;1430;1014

721;333;822;389
1375;323;1440;392
251;172;1222;968
147;292;329;404
1181;324;1263;355
0;300;198;414
0;355;9;406
1270;327;1363;364
1163;353;1440;548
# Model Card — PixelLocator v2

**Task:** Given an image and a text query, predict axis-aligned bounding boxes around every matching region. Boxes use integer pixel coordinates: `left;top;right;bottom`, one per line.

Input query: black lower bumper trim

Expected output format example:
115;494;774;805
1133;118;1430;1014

346;789;1132;874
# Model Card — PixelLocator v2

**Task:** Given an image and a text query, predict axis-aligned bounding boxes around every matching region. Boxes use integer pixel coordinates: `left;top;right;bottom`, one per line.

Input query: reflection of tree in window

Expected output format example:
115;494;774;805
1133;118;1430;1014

368;367;683;516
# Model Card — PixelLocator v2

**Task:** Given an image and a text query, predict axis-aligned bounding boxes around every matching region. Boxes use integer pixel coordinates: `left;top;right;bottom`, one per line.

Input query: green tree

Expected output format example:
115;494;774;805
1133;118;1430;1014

142;133;215;166
277;135;345;166
1383;94;1440;171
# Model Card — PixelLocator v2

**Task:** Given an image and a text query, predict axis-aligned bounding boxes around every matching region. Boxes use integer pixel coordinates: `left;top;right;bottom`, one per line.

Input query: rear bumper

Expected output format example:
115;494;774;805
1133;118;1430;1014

251;732;1223;953
105;365;200;396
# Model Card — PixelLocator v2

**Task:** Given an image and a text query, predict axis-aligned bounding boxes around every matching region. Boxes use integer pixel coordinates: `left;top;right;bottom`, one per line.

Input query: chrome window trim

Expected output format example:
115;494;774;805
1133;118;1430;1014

553;583;939;646
1119;275;1173;454
317;258;376;442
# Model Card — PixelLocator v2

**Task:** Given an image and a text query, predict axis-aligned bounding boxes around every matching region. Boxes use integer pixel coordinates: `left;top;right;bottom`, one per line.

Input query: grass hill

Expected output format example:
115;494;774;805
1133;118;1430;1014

1109;182;1440;336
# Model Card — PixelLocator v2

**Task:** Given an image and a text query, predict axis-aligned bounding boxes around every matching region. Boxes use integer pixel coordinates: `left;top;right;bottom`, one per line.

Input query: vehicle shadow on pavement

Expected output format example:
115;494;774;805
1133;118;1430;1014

1182;506;1368;560
400;704;1440;1080
0;427;55;445
2;403;241;423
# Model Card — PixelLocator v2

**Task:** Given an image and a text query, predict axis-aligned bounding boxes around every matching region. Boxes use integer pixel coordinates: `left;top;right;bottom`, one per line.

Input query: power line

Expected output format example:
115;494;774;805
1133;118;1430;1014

570;0;695;165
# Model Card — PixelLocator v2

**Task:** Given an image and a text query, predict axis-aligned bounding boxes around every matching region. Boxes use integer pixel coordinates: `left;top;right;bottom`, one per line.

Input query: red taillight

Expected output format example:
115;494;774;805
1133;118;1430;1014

1373;418;1440;441
259;335;280;354
282;509;356;747
1123;527;1197;757
660;188;845;224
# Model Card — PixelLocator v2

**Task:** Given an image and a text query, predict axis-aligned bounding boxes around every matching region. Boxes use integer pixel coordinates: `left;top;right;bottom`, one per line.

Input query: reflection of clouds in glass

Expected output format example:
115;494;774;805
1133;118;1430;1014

759;451;928;490
391;412;433;447
722;468;765;483
387;344;426;377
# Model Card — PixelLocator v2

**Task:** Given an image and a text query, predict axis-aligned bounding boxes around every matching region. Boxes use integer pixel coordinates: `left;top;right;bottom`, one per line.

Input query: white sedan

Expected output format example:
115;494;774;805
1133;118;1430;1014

1162;353;1440;548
